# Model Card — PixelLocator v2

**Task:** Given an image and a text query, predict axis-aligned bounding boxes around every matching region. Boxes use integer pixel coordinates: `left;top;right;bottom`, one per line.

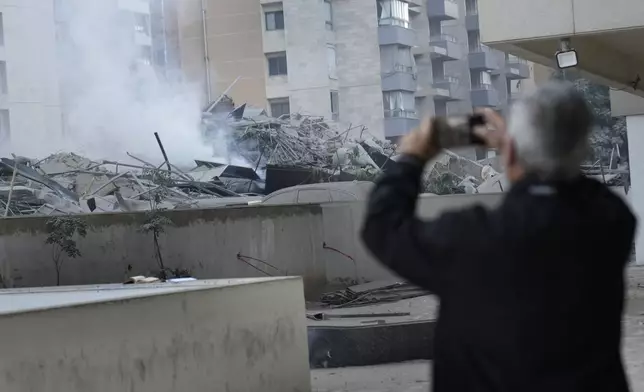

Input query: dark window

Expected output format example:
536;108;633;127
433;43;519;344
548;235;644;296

330;91;339;120
265;11;285;31
270;99;290;117
268;53;288;76
134;13;150;35
324;1;333;30
0;13;5;46
0;61;7;94
0;109;10;142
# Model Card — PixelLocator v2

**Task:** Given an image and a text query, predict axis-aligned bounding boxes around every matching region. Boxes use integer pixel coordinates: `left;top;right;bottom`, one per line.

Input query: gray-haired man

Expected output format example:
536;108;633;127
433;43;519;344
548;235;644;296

361;82;636;392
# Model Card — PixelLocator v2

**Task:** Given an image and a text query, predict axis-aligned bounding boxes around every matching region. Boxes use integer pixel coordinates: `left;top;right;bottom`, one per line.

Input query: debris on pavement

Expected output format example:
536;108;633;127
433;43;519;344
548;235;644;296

319;281;429;308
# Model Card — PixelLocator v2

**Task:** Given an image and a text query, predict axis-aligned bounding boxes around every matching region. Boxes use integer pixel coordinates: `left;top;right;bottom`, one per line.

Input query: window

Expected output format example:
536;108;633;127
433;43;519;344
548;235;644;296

327;46;337;79
0;109;10;143
377;0;410;28
134;13;150;35
265;10;285;31
267;52;288;76
139;46;152;65
465;0;478;15
435;101;447;116
324;0;333;30
154;50;166;67
383;91;416;118
0;13;5;46
0;62;7;94
270;98;290;118
471;70;492;89
468;31;481;52
330;91;339;121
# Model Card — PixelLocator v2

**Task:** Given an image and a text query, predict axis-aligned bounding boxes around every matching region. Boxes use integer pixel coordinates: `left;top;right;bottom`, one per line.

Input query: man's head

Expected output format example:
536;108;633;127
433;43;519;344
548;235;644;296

503;81;594;183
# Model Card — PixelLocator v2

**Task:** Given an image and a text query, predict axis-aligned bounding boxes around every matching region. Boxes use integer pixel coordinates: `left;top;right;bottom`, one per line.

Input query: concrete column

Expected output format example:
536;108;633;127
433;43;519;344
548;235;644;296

628;115;644;264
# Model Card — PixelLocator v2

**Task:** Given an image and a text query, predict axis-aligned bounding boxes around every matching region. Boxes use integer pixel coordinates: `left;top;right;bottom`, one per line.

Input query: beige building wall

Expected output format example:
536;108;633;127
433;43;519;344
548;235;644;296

176;0;267;107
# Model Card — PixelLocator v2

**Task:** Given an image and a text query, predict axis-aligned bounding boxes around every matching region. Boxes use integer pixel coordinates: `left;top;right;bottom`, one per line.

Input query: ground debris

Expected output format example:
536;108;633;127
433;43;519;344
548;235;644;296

320;281;429;308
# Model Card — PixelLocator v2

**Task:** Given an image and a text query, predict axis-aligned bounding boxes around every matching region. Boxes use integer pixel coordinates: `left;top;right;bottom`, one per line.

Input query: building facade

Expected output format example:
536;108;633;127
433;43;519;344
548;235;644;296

172;0;535;140
0;0;62;152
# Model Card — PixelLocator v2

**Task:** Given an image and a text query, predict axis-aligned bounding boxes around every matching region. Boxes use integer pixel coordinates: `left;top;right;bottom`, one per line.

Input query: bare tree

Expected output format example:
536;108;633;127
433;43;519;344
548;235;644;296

139;168;174;280
45;216;88;286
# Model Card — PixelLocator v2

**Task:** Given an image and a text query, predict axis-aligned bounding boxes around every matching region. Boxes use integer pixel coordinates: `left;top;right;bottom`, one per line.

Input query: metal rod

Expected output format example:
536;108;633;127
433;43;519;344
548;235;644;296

4;163;18;217
154;132;172;173
201;0;212;102
88;171;131;197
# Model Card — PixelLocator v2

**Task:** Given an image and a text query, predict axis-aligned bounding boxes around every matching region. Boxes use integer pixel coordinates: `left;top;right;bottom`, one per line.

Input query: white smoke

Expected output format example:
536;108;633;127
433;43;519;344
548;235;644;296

8;0;227;166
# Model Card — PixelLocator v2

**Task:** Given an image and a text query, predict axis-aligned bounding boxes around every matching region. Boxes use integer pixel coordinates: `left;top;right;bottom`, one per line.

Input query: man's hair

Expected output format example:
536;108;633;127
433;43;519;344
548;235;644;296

507;81;594;179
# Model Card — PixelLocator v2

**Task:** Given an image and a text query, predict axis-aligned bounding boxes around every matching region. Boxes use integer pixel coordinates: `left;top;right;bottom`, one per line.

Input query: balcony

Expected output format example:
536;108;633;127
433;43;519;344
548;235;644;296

465;12;480;31
506;56;530;79
384;111;420;138
471;84;500;107
382;65;418;92
468;46;499;71
428;34;462;61
378;25;417;47
432;76;461;101
427;0;459;21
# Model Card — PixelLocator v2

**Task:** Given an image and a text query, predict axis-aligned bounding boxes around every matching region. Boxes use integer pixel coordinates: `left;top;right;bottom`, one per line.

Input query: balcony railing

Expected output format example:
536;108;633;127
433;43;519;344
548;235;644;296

507;55;527;64
429;34;457;44
384;109;417;119
469;44;491;53
471;83;493;90
393;63;416;74
379;17;410;29
434;76;460;85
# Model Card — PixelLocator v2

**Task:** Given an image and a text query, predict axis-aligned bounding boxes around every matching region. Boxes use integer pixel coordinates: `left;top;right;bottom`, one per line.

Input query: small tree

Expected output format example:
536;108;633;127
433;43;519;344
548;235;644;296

45;216;88;286
139;168;174;280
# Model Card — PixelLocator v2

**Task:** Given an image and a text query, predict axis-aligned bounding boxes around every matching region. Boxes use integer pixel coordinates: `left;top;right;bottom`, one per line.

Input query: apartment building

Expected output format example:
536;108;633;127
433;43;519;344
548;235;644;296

174;0;534;141
414;0;531;119
0;0;62;150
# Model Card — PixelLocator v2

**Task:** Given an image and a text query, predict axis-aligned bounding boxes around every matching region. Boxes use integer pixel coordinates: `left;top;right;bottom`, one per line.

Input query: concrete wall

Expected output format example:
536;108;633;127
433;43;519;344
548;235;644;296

0;278;311;392
0;204;327;297
320;192;504;284
335;0;385;139
0;193;505;295
176;0;267;106
627;115;644;264
478;0;644;97
0;0;63;151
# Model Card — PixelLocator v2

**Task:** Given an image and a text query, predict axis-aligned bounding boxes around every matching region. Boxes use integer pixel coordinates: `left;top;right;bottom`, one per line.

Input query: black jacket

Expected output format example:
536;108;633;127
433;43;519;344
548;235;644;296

361;155;636;392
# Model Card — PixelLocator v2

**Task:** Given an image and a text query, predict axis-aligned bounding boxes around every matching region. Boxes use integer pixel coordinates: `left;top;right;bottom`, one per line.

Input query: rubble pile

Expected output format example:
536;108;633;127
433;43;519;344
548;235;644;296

0;152;262;217
0;97;521;217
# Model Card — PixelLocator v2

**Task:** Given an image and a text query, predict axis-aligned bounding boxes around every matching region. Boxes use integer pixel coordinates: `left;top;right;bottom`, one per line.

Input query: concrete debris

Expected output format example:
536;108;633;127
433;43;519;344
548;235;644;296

0;101;511;216
0;151;264;217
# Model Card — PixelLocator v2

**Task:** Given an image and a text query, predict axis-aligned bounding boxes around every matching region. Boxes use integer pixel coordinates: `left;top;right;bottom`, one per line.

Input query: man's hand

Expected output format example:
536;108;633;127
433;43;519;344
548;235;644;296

398;117;441;162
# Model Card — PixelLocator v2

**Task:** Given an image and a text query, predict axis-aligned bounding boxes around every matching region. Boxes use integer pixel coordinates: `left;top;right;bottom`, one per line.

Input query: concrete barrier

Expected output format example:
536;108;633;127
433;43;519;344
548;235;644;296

0;277;311;392
0;193;505;296
0;205;326;297
321;193;504;284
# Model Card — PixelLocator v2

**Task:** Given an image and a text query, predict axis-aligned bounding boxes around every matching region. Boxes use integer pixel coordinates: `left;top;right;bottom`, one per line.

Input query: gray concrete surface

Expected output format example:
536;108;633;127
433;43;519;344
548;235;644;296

0;277;311;392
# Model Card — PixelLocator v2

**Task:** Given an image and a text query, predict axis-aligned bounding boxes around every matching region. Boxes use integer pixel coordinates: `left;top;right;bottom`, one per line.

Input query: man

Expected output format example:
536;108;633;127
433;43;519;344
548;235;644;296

361;82;636;392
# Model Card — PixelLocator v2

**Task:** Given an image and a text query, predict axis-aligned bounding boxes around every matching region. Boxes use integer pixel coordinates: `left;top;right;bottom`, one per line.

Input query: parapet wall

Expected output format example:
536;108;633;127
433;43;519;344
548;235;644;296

0;204;327;296
0;193;504;296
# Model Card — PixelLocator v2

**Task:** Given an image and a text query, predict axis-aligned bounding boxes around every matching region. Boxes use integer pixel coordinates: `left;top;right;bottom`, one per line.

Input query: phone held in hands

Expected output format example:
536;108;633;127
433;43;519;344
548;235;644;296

431;114;486;149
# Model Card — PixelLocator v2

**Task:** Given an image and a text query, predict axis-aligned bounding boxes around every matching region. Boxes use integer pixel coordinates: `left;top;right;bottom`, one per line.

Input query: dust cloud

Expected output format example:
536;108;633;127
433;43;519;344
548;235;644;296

9;0;230;167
